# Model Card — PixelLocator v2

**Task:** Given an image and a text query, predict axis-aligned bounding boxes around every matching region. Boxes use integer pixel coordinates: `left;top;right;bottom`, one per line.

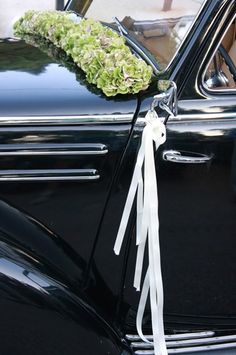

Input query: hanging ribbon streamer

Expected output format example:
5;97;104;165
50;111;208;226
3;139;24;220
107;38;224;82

114;108;167;355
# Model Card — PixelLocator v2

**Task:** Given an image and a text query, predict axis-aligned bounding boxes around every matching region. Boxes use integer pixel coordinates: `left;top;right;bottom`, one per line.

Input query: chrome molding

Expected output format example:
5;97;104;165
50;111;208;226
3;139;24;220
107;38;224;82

134;342;236;354
0;169;99;182
0;143;108;156
126;331;215;342
168;334;236;348
132;334;236;349
138;111;236;124
167;112;236;122
0;114;133;126
126;331;236;354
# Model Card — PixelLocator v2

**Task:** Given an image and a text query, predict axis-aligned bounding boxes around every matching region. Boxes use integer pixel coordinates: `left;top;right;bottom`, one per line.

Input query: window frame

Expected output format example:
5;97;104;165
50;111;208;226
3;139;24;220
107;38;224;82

201;13;236;95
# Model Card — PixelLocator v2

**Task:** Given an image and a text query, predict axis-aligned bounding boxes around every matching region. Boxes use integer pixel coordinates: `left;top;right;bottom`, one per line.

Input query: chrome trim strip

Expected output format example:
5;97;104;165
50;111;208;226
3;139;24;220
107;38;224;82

132;344;153;350
132;334;236;349
168;112;236;122
126;331;215;342
0;114;133;125
134;340;236;353
0;169;99;182
0;143;108;156
168;342;236;353
0;176;100;181
139;111;236;123
165;331;215;340
168;334;236;348
0;150;108;156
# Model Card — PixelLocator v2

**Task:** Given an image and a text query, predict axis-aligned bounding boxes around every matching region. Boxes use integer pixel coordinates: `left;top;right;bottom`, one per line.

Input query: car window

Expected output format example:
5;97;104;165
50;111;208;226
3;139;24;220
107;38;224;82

204;16;236;91
66;0;206;70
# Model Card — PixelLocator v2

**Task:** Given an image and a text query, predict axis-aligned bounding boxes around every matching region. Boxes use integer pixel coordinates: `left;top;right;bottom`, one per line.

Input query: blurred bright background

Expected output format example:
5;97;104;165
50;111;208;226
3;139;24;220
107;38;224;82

0;0;65;37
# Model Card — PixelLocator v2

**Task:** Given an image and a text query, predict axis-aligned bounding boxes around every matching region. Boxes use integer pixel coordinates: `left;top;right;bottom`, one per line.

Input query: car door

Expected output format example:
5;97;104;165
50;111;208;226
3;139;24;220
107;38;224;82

160;5;236;331
104;0;236;343
0;37;139;296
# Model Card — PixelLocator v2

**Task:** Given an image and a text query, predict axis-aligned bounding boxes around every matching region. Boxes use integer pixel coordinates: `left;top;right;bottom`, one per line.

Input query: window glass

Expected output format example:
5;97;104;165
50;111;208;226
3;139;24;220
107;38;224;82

67;0;206;69
204;16;236;91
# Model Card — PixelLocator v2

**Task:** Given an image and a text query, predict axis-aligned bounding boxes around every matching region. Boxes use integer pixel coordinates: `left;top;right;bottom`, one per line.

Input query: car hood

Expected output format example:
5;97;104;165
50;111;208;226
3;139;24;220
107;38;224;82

0;38;137;117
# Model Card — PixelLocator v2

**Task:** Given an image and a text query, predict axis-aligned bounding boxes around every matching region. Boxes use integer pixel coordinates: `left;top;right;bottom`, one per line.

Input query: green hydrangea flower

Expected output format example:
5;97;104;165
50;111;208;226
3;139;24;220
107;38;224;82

14;10;153;97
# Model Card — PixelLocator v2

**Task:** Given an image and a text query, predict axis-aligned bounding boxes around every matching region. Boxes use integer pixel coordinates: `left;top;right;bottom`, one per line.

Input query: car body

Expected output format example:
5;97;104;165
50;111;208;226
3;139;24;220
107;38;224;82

1;0;236;354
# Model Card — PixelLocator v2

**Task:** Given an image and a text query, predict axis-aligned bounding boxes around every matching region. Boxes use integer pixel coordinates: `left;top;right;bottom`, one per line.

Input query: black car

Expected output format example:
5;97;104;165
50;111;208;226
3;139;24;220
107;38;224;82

1;0;236;354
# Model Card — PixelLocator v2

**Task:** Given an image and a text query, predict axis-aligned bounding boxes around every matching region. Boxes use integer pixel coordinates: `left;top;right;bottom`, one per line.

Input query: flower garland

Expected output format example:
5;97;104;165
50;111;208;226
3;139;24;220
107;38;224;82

14;11;153;97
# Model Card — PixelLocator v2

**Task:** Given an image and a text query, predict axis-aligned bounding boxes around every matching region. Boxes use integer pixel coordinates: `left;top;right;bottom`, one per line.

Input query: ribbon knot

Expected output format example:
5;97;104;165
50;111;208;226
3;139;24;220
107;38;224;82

114;109;167;355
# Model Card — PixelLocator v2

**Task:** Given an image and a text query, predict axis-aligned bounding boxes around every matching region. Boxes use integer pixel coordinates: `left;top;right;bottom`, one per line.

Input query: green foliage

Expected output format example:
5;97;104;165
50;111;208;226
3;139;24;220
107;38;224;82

14;11;153;96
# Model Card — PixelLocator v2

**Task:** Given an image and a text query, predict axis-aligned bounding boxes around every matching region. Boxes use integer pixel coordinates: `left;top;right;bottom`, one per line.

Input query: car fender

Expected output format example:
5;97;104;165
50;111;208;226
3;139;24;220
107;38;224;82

0;200;131;354
0;199;86;289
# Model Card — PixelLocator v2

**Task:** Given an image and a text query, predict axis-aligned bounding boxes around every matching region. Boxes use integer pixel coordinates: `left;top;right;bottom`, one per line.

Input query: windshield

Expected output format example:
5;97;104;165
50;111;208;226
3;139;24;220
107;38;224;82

66;0;206;69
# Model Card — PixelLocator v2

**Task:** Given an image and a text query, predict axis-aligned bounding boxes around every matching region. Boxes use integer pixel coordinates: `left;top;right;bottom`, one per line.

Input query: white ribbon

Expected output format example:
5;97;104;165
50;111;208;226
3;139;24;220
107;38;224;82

114;109;167;355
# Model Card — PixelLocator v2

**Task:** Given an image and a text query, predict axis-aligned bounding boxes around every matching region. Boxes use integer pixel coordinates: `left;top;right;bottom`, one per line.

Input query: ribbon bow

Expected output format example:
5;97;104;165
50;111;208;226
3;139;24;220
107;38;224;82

114;109;167;355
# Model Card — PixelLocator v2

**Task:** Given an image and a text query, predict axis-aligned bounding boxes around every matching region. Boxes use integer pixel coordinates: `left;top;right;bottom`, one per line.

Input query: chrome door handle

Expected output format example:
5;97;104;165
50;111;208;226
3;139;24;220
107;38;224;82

162;150;213;164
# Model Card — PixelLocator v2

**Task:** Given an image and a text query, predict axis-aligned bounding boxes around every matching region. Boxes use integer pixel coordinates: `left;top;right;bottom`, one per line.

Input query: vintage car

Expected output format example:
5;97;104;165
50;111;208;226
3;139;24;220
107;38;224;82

1;0;236;354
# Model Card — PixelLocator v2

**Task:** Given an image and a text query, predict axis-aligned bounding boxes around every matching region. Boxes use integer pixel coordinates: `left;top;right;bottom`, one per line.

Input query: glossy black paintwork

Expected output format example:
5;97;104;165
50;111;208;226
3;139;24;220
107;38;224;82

119;0;236;334
0;123;133;293
0;36;138;354
1;1;236;354
0;39;137;116
161;119;236;321
0;201;131;355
